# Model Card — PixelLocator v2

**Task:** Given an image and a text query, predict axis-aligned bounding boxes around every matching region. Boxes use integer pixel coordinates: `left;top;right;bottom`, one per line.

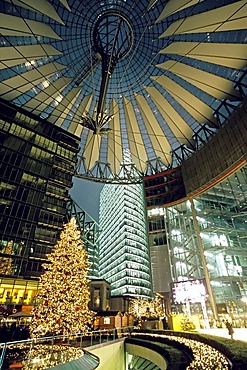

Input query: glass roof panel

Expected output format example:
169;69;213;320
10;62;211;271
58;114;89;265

0;0;246;182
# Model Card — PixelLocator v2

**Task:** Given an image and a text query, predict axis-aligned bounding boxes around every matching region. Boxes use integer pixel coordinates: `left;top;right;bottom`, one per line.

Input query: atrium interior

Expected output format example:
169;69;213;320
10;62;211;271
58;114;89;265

0;0;247;323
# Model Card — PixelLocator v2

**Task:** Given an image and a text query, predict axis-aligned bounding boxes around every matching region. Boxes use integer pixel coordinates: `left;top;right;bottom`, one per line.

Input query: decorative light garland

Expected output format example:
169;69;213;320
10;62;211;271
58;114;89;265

132;333;230;369
5;332;231;369
6;343;84;370
128;296;164;318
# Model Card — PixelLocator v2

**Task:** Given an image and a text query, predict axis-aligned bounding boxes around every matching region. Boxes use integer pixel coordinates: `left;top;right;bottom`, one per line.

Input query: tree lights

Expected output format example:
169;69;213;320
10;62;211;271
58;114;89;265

30;218;94;337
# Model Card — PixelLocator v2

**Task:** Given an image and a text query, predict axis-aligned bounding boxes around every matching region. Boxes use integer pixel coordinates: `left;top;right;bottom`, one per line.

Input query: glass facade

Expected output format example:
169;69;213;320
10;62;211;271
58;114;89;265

0;100;79;283
144;167;186;294
144;167;186;208
193;167;247;304
67;199;100;279
99;183;152;298
0;279;39;308
145;164;247;316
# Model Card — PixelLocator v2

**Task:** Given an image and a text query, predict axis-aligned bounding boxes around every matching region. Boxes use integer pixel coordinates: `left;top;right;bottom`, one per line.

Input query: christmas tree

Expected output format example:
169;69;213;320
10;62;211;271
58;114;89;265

180;315;196;331
30;217;94;337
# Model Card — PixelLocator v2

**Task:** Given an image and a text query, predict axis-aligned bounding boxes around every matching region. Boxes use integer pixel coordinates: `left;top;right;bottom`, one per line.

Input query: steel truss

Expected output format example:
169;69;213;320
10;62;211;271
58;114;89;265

75;73;247;183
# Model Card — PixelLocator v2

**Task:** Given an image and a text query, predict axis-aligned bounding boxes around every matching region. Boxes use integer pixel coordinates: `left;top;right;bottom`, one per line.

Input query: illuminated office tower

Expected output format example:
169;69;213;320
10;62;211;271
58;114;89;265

99;182;152;298
0;100;79;281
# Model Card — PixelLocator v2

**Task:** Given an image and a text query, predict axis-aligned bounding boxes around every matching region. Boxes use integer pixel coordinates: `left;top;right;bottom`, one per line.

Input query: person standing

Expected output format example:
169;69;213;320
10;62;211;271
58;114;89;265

225;320;234;340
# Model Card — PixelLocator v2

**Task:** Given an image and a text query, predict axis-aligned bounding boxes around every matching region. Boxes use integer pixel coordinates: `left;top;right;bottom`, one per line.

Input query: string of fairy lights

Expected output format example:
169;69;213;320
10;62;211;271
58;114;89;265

29;218;94;338
128;296;164;319
4;332;231;369
5;343;84;370
132;333;231;370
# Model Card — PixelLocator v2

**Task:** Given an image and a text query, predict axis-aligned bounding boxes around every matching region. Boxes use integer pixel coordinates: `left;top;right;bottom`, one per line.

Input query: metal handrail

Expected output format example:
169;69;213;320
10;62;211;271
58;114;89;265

0;326;135;369
0;343;7;369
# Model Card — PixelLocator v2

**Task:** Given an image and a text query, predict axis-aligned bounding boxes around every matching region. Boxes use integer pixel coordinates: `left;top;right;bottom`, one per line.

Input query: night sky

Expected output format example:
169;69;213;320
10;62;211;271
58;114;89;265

70;177;103;222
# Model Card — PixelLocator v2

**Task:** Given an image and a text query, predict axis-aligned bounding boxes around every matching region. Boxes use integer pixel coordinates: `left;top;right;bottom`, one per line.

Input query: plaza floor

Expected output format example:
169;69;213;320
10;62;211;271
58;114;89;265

198;328;247;342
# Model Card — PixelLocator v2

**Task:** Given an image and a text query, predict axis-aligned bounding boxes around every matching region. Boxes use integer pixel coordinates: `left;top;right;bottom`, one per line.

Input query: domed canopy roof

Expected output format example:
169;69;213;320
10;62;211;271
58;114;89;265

0;0;246;182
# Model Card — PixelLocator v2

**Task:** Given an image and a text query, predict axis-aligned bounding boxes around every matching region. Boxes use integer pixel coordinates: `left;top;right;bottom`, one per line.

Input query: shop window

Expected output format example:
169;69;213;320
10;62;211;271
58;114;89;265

104;317;110;325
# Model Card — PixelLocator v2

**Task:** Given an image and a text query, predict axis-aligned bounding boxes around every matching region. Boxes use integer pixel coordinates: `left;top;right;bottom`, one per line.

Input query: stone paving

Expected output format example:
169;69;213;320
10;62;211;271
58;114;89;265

198;328;247;342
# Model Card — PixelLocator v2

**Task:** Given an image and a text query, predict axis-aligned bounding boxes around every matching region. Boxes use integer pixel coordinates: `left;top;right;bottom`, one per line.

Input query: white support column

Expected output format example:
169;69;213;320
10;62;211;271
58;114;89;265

190;198;219;321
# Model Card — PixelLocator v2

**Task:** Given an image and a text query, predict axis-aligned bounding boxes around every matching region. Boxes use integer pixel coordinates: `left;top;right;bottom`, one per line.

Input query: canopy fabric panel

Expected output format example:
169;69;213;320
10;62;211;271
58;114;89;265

83;131;102;171
134;93;171;165
0;45;63;70
107;99;123;175
0;14;62;39
53;91;81;128
123;97;148;173
47;87;82;126
156;61;241;100
23;77;72;113
0;62;66;100
156;0;205;23
58;0;71;11
6;0;65;24
160;42;247;70
144;85;195;150
69;94;93;136
150;75;218;127
0;0;246;181
160;0;247;37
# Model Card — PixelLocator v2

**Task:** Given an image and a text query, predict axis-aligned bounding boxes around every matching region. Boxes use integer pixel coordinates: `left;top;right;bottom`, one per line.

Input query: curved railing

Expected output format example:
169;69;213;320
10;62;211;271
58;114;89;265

1;328;238;370
0;339;98;370
0;327;134;369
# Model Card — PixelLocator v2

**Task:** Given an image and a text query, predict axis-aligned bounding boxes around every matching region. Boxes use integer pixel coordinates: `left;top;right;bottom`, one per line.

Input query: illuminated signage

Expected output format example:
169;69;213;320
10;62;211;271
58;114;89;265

172;279;207;304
